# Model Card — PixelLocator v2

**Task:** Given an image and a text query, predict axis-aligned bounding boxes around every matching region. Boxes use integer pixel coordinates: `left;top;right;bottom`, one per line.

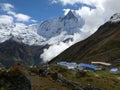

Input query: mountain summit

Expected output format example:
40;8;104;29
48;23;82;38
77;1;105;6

37;10;84;40
62;10;77;20
110;13;120;23
0;10;84;45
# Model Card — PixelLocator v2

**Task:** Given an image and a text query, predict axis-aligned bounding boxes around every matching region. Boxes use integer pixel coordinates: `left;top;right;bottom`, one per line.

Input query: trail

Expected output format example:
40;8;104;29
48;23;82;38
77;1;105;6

27;74;70;90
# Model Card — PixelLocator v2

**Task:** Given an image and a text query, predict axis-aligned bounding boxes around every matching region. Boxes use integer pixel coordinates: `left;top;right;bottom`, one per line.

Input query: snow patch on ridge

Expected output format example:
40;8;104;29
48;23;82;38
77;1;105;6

110;13;120;23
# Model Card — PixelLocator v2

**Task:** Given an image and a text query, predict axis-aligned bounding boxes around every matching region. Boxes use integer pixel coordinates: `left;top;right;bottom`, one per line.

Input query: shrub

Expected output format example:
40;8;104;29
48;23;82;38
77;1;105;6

76;71;87;78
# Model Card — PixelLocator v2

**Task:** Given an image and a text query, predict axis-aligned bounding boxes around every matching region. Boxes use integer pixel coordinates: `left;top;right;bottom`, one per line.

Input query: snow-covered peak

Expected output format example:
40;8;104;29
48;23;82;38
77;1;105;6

0;23;45;45
37;11;84;40
110;13;120;23
0;11;85;45
27;24;39;32
62;10;77;20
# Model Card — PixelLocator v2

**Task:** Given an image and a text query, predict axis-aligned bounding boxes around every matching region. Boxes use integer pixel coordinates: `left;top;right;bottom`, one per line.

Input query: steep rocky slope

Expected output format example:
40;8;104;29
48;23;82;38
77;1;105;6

37;10;84;40
50;14;120;66
0;40;49;67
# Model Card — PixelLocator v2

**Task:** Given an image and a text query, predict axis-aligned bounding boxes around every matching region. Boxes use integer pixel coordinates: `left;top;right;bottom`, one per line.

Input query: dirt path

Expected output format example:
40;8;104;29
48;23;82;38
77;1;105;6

27;74;70;90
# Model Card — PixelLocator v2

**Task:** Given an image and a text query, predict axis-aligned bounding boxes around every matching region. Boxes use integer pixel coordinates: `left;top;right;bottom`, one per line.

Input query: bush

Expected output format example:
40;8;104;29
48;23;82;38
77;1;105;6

8;65;22;74
76;70;87;78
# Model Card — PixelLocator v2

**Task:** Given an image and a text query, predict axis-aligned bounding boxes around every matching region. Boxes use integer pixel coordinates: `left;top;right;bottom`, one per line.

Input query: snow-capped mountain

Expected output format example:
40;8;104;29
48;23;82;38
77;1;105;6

37;10;84;40
0;11;119;66
50;14;120;65
0;23;45;45
110;13;120;23
0;10;84;45
0;10;85;66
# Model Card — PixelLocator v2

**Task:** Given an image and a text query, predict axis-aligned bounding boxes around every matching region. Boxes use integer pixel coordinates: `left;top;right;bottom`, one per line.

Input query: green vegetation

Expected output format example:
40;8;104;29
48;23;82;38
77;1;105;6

50;65;120;90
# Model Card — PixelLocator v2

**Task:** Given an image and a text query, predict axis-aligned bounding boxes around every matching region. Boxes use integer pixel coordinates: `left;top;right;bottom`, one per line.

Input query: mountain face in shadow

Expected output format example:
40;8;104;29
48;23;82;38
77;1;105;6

0;40;49;67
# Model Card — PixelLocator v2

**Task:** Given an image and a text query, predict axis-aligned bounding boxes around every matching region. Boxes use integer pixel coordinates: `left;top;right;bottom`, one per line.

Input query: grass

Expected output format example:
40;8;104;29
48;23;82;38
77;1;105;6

50;65;120;90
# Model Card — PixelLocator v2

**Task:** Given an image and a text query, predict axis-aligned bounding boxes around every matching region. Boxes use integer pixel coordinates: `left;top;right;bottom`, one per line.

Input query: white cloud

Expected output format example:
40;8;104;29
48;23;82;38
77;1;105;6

7;11;16;16
74;6;105;33
40;31;91;62
7;11;31;22
50;0;81;5
60;0;120;33
51;0;120;16
0;15;13;24
0;3;14;12
50;0;58;4
0;3;37;23
103;0;120;19
50;0;104;6
31;19;37;23
7;11;37;22
41;42;73;62
15;13;31;22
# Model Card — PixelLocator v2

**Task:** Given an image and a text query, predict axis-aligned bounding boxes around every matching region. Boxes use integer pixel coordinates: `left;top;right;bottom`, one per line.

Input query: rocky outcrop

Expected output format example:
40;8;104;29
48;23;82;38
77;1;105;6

0;71;31;90
50;72;102;90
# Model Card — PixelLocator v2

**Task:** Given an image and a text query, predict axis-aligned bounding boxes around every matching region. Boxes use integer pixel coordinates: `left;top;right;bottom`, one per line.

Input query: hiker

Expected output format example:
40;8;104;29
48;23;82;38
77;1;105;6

44;62;50;76
45;67;49;76
38;68;44;76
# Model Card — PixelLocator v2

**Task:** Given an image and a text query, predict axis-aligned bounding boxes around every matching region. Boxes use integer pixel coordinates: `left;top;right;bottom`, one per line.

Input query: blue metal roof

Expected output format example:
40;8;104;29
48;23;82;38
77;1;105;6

57;61;76;65
79;63;97;69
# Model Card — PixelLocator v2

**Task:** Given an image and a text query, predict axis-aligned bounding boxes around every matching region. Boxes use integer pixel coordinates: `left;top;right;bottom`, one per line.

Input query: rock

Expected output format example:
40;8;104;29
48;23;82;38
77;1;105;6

0;71;31;90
